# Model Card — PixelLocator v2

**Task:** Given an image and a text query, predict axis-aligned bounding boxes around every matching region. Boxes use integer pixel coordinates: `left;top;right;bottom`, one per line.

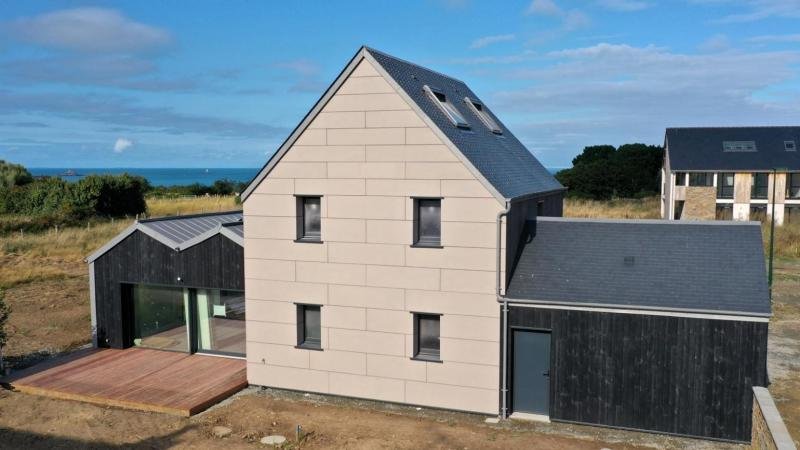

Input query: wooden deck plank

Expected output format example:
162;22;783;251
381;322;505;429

9;348;247;416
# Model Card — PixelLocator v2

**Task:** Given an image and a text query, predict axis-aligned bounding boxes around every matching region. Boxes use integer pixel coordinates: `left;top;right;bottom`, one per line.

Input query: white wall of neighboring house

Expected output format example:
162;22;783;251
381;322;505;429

243;57;504;414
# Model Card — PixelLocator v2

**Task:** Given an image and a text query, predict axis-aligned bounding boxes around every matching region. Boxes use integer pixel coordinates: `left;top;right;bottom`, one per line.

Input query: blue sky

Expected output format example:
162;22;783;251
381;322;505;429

1;0;799;169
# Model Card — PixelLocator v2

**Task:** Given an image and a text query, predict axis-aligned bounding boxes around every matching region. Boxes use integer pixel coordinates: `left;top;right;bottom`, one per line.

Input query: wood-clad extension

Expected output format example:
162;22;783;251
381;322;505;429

9;348;247;416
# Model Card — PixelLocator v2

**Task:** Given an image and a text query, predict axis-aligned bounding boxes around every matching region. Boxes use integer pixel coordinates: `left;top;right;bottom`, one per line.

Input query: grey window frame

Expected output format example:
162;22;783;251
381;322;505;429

715;204;733;220
463;97;501;134
412;312;441;362
750;205;768;222
424;85;469;129
785;141;796;152
787;173;800;199
787;205;800;224
296;303;322;350
717;172;735;199
412;197;442;248
751;173;769;200
675;172;687;186
688;172;713;187
295;195;322;243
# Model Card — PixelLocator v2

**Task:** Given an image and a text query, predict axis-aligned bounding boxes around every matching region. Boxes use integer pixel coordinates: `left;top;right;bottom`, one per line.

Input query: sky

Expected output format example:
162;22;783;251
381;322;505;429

0;1;799;169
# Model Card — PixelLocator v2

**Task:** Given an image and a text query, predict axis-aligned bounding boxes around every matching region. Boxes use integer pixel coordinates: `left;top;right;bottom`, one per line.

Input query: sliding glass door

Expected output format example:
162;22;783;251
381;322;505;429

129;284;245;357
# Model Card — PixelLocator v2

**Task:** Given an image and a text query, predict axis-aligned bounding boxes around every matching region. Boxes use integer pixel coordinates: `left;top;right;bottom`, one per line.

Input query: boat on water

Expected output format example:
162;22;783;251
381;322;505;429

61;169;80;177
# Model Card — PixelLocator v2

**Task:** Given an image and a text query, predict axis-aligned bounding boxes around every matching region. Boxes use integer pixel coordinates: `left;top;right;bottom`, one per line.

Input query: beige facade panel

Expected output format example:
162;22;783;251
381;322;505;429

405;162;474;180
426;360;498;390
270;162;327;179
247;342;309;369
281;145;366;163
770;173;786;203
242;194;297;217
734;203;750;221
245;299;297;324
441;222;499;249
405;127;442;145
734;173;751;203
405;290;498;318
441;269;496;294
441;315;500;342
441;198;503;223
324;93;409;112
246;278;327;304
296;261;366;286
366;265;441;290
681;187;716;220
321;305;367;330
365;145;457;162
294;129;327;146
244;258;296;282
310;349;367;375
328;328;406;356
247;363;329;394
366;354;426;382
328;242;405;266
337;76;395;95
405;381;496;414
329;373;405;403
308;111;366;129
405;246;497;272
294;178;366;196
366;308;412;334
365;220;412;245
365;179;440;197
327;196;405;220
246;320;298;346
350;59;380;77
245;239;327;262
365;110;426;128
440;337;499;366
243;216;296;240
441;180;495;198
328;284;405;310
252;178;294;195
327;162;405;179
322;218;366;243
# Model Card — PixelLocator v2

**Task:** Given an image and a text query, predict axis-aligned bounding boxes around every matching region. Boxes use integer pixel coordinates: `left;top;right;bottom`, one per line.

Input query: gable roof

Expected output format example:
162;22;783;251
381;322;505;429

86;211;243;263
241;46;563;202
506;217;771;317
666;126;800;171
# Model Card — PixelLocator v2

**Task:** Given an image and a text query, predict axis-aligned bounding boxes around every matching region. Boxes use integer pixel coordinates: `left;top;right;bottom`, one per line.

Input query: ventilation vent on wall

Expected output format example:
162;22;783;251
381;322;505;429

723;141;757;152
786;140;796;152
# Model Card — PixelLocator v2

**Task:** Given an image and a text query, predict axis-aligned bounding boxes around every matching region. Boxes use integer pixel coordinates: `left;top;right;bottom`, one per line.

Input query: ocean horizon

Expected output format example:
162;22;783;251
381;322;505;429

30;167;565;187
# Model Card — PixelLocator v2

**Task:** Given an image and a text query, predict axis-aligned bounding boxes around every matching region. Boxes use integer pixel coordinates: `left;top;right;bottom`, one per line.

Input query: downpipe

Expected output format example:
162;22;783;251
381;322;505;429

496;202;510;420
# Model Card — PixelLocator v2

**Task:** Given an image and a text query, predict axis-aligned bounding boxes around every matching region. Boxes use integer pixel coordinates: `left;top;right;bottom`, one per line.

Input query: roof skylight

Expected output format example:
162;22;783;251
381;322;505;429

423;85;469;129
464;97;502;134
722;141;757;152
786;140;796;151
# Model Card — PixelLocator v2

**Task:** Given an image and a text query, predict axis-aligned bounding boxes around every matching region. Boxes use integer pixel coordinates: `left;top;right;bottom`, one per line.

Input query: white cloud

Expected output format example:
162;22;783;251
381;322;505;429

525;0;590;32
113;138;133;153
526;0;563;15
698;34;730;52
5;8;171;53
747;33;800;43
563;10;591;30
690;0;800;23
596;0;652;11
469;34;516;49
450;50;537;65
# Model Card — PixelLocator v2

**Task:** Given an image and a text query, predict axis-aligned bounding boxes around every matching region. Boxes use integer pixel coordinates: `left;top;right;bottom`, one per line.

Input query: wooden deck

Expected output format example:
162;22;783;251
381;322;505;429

7;348;248;416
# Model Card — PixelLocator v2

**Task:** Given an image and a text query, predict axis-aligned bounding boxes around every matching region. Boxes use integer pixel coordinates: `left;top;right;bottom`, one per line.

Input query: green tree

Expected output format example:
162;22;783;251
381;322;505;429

0;160;33;189
0;289;10;373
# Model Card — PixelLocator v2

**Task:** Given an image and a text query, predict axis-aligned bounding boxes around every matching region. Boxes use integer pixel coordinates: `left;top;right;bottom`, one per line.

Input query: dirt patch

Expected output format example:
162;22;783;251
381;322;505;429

0;385;736;450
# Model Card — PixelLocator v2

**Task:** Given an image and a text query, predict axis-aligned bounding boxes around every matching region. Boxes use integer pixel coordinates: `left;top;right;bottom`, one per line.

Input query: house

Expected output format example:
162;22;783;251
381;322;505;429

661;126;800;224
86;47;770;443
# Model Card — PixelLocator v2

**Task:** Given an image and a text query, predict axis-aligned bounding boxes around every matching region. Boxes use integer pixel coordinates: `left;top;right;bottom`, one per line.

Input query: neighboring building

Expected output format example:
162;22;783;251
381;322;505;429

87;47;771;443
661;126;800;224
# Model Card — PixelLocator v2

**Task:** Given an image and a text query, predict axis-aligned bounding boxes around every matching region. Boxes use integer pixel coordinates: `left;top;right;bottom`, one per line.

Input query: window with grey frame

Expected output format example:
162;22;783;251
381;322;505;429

296;196;321;242
413;198;441;247
717;172;734;199
788;173;800;199
413;313;440;362
296;304;321;349
751;173;769;199
424;85;470;129
675;172;687;186
688;172;713;187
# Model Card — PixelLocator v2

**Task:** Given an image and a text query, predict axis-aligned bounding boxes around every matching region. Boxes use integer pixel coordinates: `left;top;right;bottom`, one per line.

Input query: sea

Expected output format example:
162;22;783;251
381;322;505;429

29;167;564;187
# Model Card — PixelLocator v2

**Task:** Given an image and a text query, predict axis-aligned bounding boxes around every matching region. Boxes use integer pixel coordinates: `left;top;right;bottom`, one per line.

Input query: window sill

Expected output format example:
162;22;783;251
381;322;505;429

411;355;442;363
410;243;443;249
294;238;324;244
295;344;323;351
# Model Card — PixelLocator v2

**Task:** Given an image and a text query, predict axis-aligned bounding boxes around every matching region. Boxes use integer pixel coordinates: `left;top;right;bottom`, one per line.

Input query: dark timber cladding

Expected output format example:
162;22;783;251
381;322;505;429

507;307;768;442
92;231;244;348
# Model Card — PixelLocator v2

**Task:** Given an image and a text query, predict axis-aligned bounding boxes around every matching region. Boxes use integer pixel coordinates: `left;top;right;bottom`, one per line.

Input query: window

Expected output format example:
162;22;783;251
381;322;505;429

675;172;687;186
424;85;469;128
750;205;767;222
464;97;501;134
413;313;440;362
717;172;734;199
715;204;733;220
536;200;545;217
413;198;441;247
787;206;800;224
296;304;321;349
751;173;769;199
723;141;757;152
674;200;684;220
788;173;800;199
688;172;713;186
786;141;796;152
296;196;321;241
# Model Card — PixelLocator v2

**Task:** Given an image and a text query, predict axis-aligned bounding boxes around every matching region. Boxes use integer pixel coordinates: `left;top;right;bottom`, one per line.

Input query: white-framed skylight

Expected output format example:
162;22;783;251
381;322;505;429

423;85;469;129
464;97;502;134
785;140;796;152
722;141;757;152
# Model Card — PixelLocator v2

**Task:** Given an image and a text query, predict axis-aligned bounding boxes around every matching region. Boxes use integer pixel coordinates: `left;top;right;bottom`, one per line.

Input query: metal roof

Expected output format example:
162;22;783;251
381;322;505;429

506;217;771;317
240;46;564;202
666;126;800;171
86;211;243;263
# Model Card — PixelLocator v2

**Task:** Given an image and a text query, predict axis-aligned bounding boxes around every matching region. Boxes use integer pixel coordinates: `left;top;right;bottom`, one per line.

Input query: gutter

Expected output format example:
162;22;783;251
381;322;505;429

496;201;510;420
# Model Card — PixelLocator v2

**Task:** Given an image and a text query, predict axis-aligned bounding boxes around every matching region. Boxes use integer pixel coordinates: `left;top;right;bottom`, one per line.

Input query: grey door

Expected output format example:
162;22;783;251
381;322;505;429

512;330;551;415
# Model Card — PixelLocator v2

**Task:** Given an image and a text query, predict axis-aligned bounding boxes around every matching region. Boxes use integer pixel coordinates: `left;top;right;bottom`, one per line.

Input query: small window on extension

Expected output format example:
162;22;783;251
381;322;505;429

296;304;321;350
423;85;469;129
413;313;441;362
464;97;502;134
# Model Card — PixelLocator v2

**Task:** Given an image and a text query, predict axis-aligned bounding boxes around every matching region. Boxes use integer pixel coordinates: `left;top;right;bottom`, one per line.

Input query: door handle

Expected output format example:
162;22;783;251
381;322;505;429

542;370;550;377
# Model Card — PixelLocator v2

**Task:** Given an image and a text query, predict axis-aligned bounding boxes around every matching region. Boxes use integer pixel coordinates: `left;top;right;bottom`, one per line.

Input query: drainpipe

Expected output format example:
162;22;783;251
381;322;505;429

496;202;510;420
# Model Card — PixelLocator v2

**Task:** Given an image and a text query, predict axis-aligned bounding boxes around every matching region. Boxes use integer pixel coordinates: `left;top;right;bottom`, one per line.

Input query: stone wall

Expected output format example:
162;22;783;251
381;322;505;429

681;186;716;220
752;386;796;450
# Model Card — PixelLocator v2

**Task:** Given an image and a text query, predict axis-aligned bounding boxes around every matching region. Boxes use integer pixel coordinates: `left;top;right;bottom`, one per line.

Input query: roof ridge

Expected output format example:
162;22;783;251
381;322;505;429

363;46;466;85
667;125;800;130
139;209;243;223
536;216;762;226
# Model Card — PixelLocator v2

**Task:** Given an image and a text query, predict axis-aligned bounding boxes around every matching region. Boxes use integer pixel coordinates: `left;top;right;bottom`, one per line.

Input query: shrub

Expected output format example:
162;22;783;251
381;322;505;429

0;160;33;189
0;289;9;372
